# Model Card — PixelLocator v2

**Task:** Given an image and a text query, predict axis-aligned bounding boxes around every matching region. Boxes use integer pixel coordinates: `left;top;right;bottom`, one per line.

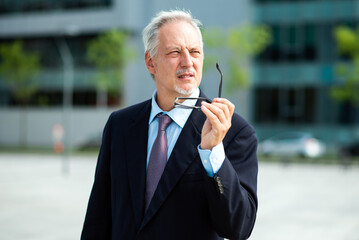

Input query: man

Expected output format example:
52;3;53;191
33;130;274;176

81;10;258;240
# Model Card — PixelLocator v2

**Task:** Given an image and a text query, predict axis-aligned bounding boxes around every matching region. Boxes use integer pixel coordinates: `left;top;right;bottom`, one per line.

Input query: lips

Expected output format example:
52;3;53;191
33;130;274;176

177;72;194;79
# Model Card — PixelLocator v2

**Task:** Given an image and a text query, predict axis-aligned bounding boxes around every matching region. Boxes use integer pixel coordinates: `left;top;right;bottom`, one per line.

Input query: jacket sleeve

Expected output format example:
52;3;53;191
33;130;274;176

81;114;113;240
204;119;258;240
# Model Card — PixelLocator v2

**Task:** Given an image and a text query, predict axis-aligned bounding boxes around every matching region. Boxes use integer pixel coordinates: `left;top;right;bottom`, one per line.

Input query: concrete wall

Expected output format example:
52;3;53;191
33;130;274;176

0;108;116;148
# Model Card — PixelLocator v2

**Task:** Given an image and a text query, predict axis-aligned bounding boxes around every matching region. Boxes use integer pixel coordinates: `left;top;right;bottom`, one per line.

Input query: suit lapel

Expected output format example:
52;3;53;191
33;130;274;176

139;95;207;231
126;100;151;231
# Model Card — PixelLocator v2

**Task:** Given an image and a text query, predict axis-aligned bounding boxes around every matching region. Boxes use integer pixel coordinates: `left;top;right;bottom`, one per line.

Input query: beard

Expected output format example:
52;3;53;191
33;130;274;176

174;85;196;96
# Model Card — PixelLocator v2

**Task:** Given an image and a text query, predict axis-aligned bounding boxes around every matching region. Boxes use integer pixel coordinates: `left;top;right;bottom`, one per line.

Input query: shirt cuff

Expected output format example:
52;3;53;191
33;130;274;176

198;142;225;177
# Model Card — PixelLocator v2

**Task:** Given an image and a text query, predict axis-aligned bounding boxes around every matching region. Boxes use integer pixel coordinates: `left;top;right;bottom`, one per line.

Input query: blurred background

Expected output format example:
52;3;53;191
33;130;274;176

0;0;359;239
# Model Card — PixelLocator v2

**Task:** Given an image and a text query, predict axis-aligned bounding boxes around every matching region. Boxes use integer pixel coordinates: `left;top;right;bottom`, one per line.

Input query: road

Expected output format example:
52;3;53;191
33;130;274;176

0;153;358;240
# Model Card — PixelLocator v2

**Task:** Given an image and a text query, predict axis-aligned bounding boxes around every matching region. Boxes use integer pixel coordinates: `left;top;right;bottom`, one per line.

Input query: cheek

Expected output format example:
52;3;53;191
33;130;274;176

160;59;177;72
195;62;203;75
194;58;203;69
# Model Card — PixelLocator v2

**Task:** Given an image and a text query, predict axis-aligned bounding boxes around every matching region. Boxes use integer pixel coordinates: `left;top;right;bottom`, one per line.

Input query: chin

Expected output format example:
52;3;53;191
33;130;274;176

174;85;196;96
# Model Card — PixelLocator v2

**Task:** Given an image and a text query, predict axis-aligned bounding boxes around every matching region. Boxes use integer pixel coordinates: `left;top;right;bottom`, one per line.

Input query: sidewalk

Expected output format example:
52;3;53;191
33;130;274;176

1;153;359;240
0;153;96;240
251;162;359;240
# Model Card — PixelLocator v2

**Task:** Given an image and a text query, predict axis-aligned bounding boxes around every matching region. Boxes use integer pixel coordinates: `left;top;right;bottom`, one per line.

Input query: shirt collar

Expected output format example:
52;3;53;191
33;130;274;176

149;88;200;128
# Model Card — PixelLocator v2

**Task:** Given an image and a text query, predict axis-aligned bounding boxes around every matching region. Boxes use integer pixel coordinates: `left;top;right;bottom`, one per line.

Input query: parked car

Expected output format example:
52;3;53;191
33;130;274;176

259;132;325;158
339;142;359;157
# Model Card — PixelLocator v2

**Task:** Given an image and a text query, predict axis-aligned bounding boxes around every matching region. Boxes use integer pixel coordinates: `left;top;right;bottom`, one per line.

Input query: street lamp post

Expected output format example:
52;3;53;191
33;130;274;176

55;35;74;174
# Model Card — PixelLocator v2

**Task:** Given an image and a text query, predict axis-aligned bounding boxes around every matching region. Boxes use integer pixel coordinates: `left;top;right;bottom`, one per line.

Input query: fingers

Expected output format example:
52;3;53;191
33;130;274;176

201;98;235;125
201;102;227;125
200;98;234;133
200;98;235;150
212;98;235;116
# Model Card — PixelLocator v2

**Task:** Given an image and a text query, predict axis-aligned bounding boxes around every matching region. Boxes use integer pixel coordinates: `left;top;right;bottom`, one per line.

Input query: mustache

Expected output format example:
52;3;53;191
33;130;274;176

176;68;196;76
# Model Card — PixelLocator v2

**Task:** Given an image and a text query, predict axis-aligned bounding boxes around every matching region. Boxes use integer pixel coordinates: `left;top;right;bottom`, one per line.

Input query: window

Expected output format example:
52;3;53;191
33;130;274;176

73;90;96;106
254;87;317;124
255;0;321;3
0;0;112;14
304;24;316;60
258;24;317;62
1;88;121;107
0;34;98;68
338;102;359;125
0;33;124;108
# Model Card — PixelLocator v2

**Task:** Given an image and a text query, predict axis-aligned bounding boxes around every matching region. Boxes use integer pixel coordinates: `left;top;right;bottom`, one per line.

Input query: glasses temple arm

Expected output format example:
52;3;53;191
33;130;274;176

216;62;223;98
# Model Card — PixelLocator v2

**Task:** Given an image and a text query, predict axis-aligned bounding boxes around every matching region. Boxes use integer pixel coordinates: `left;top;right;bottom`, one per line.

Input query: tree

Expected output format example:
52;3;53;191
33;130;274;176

86;29;137;107
332;26;359;107
202;24;272;91
0;40;41;147
332;26;359;149
0;40;41;105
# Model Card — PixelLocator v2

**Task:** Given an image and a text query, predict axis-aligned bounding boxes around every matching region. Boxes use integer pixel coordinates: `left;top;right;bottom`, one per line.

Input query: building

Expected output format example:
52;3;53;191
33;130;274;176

1;0;357;151
0;0;252;149
253;0;359;149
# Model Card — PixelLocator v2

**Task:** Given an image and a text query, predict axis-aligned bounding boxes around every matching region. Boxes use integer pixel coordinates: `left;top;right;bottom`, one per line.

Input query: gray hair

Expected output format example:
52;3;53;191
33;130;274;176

142;10;203;58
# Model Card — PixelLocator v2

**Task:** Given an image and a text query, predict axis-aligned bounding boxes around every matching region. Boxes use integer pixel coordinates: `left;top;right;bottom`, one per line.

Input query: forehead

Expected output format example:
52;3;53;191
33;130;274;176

158;20;202;48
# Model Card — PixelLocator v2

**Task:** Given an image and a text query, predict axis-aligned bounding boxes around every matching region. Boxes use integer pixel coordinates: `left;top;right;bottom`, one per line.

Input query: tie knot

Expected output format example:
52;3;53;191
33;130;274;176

158;114;172;131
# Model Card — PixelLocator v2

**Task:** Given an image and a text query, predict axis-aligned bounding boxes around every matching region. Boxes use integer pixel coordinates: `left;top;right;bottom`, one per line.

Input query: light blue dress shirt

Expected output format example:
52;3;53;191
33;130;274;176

147;88;225;177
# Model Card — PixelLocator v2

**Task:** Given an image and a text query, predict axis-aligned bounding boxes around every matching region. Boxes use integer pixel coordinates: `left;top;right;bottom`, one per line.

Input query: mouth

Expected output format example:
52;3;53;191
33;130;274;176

177;72;195;79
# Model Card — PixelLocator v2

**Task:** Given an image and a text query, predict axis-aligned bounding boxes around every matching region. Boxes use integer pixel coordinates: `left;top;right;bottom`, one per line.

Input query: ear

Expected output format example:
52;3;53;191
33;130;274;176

145;51;156;75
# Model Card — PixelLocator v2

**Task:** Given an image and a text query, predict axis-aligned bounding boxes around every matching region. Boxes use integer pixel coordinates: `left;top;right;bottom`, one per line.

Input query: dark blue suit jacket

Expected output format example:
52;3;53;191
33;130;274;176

81;93;258;240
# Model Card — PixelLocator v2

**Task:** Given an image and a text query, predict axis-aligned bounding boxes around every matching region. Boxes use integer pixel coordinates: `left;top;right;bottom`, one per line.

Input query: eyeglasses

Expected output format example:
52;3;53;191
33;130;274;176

173;63;223;110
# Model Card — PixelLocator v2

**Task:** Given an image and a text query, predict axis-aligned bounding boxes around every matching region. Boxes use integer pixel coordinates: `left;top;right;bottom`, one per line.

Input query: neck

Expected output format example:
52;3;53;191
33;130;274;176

155;94;175;112
155;88;198;111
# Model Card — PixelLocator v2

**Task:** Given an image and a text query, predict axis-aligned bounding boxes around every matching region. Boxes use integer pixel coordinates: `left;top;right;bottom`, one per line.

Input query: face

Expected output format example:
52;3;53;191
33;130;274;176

145;20;204;101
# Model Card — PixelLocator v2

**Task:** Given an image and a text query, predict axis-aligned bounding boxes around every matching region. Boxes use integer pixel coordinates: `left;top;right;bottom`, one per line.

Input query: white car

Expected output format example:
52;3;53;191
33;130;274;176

259;132;325;158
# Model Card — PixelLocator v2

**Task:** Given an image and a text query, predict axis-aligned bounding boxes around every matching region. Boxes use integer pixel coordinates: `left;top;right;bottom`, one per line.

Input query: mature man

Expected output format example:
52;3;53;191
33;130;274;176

81;10;258;240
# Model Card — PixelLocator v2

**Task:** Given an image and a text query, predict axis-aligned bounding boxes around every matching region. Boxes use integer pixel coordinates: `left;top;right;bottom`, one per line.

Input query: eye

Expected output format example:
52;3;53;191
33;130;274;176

190;50;201;56
167;50;180;56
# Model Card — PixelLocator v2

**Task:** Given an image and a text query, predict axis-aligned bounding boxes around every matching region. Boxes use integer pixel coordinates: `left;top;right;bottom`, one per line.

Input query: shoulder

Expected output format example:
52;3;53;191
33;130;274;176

231;113;256;136
108;99;151;122
101;99;151;134
224;113;257;145
101;99;151;138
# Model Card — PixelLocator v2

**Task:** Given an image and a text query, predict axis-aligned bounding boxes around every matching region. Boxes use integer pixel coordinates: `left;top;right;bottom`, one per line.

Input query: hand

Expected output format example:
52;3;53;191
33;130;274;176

200;98;235;150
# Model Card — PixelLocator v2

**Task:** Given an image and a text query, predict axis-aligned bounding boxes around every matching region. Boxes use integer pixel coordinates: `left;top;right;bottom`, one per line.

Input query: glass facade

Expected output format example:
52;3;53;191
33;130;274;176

258;23;326;62
0;34;122;107
255;0;318;2
254;87;317;124
0;36;93;69
254;0;359;129
16;35;97;68
0;86;119;107
0;0;112;14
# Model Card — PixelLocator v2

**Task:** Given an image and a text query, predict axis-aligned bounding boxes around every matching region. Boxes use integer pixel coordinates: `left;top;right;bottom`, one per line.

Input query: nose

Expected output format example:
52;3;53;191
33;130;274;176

180;50;193;68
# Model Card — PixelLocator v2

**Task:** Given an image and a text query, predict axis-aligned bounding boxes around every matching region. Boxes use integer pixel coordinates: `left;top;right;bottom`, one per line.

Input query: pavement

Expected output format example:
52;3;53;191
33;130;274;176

0;153;359;240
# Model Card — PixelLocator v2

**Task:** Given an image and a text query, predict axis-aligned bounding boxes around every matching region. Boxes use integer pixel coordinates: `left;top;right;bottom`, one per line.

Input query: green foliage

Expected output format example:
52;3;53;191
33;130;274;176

227;24;272;56
202;24;272;92
334;26;359;56
0;40;41;105
332;25;359;107
202;27;224;72
86;29;137;95
202;27;224;48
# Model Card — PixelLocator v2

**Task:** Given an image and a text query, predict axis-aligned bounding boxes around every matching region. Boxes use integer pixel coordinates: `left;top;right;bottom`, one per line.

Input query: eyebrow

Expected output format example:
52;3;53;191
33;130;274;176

165;46;181;51
189;47;201;51
165;46;202;52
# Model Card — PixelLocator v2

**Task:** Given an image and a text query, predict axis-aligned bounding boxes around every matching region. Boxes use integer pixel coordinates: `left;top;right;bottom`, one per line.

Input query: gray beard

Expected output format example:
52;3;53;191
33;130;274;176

174;85;196;96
